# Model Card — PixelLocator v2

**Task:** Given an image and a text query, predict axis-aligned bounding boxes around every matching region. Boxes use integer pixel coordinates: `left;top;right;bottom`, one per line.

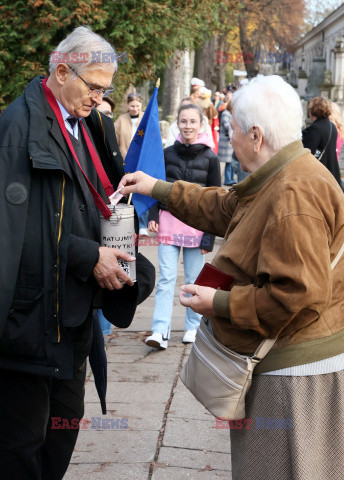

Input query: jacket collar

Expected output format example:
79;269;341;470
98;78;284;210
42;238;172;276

232;140;310;199
174;140;208;157
24;75;67;170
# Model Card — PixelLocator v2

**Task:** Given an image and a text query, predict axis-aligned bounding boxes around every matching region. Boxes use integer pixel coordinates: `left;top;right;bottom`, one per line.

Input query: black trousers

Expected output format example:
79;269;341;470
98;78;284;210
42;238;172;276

0;315;93;480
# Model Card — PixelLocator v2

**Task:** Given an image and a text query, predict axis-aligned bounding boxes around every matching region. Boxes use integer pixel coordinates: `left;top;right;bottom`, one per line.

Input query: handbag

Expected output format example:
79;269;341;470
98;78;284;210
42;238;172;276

179;317;275;420
179;241;344;420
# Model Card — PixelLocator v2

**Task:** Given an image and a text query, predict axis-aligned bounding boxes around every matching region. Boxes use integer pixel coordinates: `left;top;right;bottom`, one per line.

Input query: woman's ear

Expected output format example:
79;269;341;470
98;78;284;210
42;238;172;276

251;126;263;153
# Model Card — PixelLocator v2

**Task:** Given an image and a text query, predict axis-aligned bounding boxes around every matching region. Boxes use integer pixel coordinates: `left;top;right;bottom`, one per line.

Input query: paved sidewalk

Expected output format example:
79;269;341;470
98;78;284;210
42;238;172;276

65;241;232;479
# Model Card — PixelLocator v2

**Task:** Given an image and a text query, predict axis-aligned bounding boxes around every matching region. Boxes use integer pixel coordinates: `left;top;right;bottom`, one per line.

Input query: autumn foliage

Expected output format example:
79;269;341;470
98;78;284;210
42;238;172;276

237;0;307;75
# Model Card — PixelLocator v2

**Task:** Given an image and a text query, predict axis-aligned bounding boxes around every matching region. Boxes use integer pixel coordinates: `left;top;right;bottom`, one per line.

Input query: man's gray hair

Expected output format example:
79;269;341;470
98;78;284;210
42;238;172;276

49;26;117;75
232;75;303;151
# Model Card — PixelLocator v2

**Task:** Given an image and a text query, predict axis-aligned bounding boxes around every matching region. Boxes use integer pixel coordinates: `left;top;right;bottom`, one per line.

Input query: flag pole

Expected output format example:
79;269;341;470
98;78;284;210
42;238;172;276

127;78;160;207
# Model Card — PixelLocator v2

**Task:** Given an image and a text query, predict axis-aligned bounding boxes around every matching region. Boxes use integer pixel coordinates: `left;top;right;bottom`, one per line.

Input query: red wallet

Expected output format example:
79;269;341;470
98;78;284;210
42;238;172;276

194;262;234;291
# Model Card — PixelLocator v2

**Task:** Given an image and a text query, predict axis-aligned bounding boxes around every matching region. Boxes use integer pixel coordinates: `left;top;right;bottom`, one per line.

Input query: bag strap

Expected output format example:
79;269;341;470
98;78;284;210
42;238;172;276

252;338;277;360
317;122;332;162
252;238;344;360
331;240;344;270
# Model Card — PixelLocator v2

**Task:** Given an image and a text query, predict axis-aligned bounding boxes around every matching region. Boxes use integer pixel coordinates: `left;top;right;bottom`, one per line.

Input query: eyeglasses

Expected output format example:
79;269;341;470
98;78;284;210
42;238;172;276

178;119;200;126
68;65;114;98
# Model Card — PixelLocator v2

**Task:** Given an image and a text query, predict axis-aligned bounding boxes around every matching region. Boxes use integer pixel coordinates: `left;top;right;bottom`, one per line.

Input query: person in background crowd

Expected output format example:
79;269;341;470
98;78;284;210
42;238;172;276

198;86;212;110
119;74;344;480
302;96;342;188
114;93;148;234
227;83;239;93
204;102;219;154
114;93;144;160
165;97;214;149
190;77;205;104
218;101;235;185
329;100;344;163
97;96;114;118
213;91;222;110
145;103;221;349
0;26;136;480
218;91;232;124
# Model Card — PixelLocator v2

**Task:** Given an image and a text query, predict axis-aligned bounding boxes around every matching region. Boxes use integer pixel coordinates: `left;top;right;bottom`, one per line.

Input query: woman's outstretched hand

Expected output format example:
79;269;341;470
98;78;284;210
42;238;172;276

118;171;158;197
179;284;216;317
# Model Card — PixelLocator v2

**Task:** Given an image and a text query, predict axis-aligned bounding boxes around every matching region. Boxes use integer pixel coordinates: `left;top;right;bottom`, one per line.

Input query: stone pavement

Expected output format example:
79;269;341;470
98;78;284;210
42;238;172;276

65;239;232;479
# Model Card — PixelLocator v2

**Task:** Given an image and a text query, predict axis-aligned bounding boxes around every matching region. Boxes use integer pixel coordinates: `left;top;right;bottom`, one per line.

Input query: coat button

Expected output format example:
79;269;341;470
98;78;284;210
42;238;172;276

113;151;117;156
55;212;60;217
79;205;86;211
55;368;59;373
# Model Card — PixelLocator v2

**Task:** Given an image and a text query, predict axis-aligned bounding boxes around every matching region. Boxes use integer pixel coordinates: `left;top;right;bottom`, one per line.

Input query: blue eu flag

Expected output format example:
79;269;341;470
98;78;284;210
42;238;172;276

124;82;166;218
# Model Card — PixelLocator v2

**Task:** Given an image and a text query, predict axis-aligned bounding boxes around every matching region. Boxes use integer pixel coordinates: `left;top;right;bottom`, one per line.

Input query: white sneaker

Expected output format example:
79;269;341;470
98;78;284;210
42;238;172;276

145;332;168;350
182;329;197;343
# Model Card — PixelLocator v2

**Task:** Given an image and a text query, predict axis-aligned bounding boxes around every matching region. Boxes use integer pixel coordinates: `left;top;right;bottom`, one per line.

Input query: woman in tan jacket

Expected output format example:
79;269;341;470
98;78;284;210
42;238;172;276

114;93;144;160
114;93;146;233
119;75;344;480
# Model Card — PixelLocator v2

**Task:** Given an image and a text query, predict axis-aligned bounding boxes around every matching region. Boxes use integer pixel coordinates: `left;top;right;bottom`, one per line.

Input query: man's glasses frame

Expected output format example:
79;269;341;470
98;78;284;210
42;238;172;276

68;65;114;98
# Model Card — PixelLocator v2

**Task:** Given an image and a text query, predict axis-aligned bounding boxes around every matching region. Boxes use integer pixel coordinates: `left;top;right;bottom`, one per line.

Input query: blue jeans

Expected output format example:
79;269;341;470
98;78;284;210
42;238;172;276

224;163;236;185
152;244;205;339
98;309;112;335
232;157;249;182
139;210;149;230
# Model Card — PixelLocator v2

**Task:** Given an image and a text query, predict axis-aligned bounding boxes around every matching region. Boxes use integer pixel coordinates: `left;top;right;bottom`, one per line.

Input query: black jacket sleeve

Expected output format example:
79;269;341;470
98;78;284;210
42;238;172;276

200;154;222;251
302;123;320;155
148;203;160;224
67;234;100;282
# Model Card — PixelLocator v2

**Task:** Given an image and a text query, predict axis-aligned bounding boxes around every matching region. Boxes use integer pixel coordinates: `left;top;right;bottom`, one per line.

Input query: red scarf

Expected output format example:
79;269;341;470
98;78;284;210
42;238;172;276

42;77;114;219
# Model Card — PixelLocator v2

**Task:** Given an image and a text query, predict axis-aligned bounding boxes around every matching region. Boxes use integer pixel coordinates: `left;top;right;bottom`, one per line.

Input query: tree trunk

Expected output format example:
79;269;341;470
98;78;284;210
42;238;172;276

238;13;259;78
162;49;186;121
183;48;192;97
194;35;228;92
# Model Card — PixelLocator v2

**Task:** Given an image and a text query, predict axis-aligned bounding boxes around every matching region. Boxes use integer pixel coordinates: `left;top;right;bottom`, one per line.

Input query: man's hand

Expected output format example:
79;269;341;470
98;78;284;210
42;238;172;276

118;171;158;197
148;220;159;233
93;247;135;290
201;249;210;255
179;284;216;317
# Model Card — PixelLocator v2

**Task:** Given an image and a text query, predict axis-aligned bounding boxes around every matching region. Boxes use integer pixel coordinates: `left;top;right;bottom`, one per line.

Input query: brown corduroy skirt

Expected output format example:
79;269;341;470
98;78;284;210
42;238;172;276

230;370;344;480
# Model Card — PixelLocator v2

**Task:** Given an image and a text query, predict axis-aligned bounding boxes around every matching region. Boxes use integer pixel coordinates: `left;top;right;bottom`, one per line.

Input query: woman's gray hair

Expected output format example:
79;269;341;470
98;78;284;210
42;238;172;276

49;26;117;75
231;75;303;151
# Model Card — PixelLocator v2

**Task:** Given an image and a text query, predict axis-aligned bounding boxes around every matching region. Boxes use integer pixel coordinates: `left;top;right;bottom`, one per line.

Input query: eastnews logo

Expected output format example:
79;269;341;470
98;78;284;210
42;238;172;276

215;51;293;64
51;416;129;430
215;417;293;430
51;51;128;64
134;234;207;247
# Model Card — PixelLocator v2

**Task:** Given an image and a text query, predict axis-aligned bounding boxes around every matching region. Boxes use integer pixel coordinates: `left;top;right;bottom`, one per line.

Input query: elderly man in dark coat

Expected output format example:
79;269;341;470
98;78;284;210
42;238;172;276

0;26;150;480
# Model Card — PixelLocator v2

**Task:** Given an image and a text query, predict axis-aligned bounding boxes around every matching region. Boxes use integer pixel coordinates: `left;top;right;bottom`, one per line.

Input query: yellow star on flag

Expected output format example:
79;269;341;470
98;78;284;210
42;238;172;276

137;129;145;138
